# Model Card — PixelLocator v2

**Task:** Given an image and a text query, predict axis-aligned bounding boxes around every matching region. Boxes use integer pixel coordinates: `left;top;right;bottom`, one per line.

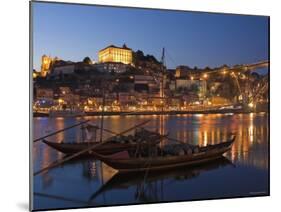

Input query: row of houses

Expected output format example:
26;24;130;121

35;86;203;108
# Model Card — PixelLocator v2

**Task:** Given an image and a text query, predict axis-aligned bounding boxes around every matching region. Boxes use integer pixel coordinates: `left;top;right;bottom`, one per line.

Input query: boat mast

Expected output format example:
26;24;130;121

160;48;165;112
99;81;106;143
159;48;166;138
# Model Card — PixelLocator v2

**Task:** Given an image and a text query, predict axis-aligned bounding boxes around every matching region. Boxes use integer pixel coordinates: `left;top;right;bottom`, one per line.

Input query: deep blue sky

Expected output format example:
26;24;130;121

32;2;269;71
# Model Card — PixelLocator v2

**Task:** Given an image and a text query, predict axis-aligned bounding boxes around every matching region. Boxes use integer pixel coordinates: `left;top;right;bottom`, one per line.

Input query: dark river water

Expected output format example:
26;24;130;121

32;113;269;211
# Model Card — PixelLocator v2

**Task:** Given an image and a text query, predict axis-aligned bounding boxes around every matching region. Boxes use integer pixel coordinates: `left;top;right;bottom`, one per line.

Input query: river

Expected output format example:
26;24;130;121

32;113;269;210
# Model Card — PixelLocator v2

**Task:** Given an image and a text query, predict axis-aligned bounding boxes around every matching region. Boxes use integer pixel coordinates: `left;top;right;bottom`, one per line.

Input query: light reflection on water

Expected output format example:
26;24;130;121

33;113;268;210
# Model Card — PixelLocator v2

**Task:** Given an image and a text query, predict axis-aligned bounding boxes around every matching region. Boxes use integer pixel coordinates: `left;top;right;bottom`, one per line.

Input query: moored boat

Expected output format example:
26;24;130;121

91;135;236;172
42;128;165;156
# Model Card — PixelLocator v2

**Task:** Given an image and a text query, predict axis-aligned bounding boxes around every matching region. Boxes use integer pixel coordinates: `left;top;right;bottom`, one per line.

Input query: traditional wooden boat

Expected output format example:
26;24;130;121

91;135;236;173
42;128;165;156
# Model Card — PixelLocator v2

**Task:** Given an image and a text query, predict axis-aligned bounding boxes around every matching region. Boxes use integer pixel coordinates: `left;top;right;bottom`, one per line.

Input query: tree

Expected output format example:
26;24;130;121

222;64;229;69
205;66;211;71
83;57;92;64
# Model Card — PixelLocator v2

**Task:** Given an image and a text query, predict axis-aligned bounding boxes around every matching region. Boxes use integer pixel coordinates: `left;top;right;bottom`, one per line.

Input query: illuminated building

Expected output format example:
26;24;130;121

175;65;192;78
198;80;207;99
98;44;133;65
40;55;59;77
36;88;54;101
33;70;40;78
176;79;196;89
209;96;231;105
94;62;128;73
174;78;207;100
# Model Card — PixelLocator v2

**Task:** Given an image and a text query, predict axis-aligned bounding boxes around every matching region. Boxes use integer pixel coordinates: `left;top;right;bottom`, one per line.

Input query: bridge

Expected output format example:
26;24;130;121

207;60;269;109
163;48;269;111
170;60;269;110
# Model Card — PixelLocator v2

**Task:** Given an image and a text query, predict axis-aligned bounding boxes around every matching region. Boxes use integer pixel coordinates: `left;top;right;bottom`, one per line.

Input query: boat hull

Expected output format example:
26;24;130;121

42;140;159;156
96;138;235;173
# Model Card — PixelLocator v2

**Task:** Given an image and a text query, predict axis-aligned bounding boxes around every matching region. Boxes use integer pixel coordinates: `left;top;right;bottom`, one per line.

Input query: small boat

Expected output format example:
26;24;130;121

91;135;236;173
42;128;165;156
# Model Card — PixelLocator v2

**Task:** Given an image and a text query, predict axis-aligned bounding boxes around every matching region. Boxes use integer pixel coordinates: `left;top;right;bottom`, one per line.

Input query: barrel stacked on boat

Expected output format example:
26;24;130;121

43;128;164;156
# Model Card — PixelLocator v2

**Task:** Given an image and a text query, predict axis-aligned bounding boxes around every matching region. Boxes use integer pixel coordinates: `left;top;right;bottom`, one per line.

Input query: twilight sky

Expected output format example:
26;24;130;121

32;2;269;71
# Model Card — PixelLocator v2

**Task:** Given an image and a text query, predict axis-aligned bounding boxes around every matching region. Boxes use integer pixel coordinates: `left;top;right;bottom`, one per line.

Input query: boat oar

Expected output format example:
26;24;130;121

34;120;150;176
33;120;90;143
85;122;158;137
88;174;119;201
104;126;162;137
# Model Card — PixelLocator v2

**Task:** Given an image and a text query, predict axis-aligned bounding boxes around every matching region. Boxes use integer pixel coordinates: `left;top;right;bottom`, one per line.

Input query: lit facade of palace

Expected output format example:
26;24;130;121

98;44;133;65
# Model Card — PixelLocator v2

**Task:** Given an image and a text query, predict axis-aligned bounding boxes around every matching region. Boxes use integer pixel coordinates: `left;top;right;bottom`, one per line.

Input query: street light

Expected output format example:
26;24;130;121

203;73;208;79
58;98;64;105
248;102;254;108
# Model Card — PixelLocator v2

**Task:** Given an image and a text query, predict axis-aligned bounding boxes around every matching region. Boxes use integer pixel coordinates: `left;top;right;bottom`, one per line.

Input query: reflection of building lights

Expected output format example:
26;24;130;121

249;125;254;144
203;131;208;146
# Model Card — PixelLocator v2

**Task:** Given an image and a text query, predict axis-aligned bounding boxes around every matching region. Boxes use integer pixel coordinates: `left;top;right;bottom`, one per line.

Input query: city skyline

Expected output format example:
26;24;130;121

33;2;269;71
31;3;269;210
